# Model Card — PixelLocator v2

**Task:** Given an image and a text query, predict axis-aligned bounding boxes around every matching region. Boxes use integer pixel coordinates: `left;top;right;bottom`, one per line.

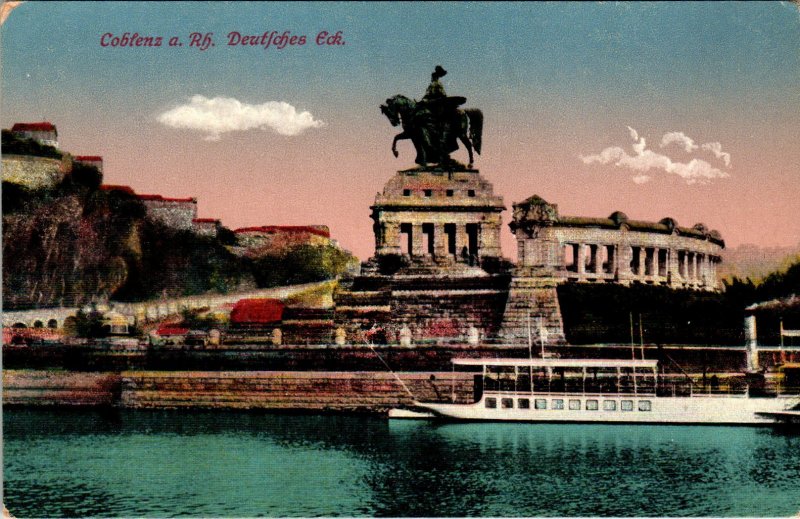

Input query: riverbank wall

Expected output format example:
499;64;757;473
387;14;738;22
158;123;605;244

3;370;474;412
2;371;120;406
8;343;799;372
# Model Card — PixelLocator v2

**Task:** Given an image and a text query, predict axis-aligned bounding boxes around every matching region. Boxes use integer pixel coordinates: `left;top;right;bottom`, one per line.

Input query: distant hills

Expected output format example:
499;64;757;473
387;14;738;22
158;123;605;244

718;243;800;284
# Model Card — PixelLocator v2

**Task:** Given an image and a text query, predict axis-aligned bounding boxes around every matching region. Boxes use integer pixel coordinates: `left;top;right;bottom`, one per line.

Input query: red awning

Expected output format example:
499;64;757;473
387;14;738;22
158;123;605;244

156;325;190;336
230;298;285;324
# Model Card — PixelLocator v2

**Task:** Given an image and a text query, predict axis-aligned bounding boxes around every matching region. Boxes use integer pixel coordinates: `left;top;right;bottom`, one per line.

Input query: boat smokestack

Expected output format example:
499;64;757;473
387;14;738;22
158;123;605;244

744;315;759;372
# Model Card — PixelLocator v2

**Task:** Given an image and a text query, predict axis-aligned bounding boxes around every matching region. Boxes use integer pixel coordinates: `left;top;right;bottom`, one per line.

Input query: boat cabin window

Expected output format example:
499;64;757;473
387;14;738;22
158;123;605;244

586;399;599;411
517;398;530;409
638;400;652;412
603;400;617;411
535;398;547;410
501;398;514;409
485;398;497;409
569;399;581;410
552;399;564;410
484;366;517;392
477;362;658;396
621;400;634;411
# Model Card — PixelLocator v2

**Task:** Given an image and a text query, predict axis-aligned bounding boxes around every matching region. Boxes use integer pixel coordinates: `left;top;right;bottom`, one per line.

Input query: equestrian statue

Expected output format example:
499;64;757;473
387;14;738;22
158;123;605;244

380;66;484;169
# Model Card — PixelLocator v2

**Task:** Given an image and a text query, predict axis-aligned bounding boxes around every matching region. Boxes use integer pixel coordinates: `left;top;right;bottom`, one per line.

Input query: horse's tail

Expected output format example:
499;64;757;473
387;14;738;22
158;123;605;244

466;109;483;155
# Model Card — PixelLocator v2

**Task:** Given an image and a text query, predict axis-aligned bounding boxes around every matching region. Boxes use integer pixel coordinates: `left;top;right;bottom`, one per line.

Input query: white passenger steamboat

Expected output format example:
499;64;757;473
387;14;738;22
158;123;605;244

400;357;800;425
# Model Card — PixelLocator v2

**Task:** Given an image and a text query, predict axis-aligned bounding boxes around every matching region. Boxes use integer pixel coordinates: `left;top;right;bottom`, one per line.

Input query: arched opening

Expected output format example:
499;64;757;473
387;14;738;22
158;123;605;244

47;319;59;329
12;322;27;329
33;320;44;328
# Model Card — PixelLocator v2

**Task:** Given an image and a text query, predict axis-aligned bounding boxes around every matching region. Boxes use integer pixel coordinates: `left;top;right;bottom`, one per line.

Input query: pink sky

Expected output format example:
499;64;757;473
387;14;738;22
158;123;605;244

3;3;799;260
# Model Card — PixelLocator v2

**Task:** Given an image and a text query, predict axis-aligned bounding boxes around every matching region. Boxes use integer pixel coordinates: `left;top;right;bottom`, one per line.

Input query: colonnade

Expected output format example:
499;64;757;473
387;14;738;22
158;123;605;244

561;242;720;288
377;221;491;260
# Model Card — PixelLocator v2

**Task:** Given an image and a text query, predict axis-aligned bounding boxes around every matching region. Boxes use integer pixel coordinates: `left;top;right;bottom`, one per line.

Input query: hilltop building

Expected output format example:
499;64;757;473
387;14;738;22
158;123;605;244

193;218;222;237
136;193;198;230
74;155;103;173
11;122;59;148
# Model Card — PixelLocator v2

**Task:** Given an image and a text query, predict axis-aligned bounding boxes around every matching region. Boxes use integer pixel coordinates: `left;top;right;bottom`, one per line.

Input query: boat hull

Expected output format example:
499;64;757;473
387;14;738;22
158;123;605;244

415;393;798;425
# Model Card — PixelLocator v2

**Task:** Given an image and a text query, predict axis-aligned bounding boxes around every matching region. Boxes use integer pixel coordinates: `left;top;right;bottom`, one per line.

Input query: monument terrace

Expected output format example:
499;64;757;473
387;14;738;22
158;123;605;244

333;66;725;348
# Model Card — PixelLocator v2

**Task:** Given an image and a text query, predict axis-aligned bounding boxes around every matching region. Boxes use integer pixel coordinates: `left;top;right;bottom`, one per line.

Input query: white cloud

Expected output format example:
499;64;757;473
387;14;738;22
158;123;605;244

581;146;626;165
581;127;730;185
701;141;731;167
157;95;324;140
660;131;698;153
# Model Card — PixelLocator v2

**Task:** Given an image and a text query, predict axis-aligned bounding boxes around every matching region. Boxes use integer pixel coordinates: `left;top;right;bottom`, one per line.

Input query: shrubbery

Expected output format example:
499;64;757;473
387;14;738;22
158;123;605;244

250;243;354;288
559;263;800;346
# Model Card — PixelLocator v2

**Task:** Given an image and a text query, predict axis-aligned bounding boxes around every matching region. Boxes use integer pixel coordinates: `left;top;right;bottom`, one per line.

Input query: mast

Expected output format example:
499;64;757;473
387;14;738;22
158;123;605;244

528;311;534;395
630;312;635;360
639;313;645;360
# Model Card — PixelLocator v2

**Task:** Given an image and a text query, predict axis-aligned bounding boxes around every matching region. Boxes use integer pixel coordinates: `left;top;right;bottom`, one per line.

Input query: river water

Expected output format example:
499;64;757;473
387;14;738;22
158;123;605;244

4;408;800;517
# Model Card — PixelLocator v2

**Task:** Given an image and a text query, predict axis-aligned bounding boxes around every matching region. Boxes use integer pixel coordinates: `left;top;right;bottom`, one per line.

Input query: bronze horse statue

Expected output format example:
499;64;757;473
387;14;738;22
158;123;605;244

380;94;483;168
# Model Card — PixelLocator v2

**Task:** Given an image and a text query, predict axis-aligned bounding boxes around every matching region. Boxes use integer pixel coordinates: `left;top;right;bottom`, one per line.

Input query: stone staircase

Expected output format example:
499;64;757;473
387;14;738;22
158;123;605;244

499;276;566;347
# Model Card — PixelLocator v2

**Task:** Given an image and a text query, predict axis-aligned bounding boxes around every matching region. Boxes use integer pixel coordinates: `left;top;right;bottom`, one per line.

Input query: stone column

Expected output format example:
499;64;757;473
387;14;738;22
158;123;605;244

698;254;706;286
433;224;447;258
668;249;680;287
635;247;643;279
709;257;717;288
618;244;631;281
379;223;401;255
411;223;424;257
594;245;603;275
479;215;502;259
745;315;758;371
577;243;586;276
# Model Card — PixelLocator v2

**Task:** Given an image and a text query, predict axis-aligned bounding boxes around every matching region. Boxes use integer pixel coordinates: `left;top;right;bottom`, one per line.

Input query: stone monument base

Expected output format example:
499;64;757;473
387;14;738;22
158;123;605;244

498;275;567;347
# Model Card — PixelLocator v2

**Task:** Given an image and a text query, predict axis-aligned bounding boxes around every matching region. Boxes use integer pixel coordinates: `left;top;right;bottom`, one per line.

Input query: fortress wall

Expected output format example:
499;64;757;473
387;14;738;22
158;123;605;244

1;155;66;189
142;199;198;230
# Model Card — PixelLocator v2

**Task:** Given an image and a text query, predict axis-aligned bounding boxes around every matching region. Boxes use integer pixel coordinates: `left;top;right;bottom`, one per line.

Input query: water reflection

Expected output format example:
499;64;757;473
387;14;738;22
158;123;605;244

4;409;800;517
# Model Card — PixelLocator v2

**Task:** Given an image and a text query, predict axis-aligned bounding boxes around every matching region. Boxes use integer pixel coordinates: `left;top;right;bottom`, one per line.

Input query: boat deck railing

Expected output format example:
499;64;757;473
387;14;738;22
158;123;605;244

483;378;800;398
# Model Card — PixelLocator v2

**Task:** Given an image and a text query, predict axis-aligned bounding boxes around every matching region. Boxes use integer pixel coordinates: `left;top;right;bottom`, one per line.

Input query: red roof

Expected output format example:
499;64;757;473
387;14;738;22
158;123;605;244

100;184;136;195
137;194;196;203
230;298;285;324
156;324;190;336
234;225;330;238
193;218;220;224
75;155;103;162
11;122;57;133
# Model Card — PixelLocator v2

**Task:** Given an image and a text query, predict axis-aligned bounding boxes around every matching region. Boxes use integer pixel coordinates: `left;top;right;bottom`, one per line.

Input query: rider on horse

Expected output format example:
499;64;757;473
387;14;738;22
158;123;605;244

381;66;483;168
418;66;465;160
